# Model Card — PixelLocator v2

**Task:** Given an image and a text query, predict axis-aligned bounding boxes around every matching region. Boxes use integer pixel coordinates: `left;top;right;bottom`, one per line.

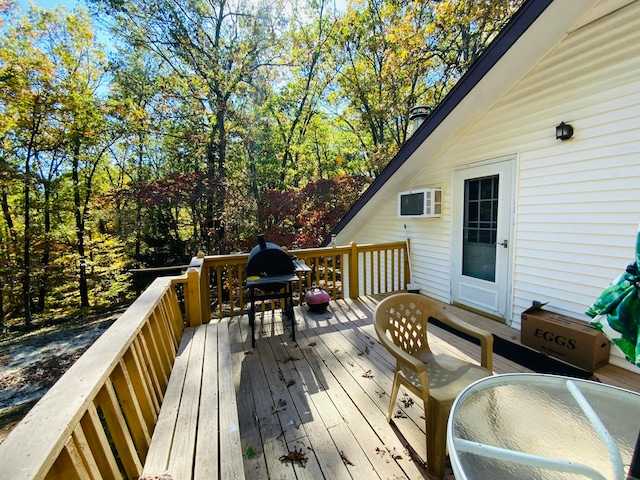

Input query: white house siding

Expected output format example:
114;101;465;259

509;1;640;327
348;1;640;335
349;162;453;302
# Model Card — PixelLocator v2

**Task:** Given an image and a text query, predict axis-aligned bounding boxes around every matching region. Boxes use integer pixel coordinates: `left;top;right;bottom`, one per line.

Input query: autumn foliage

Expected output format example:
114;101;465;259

257;176;371;249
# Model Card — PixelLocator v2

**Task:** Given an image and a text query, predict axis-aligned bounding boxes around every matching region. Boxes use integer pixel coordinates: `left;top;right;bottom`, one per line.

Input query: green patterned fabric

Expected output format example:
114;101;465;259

586;226;640;367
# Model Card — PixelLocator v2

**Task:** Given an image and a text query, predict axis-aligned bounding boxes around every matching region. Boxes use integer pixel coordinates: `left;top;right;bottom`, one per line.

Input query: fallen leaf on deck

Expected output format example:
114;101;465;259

376;390;386;398
400;393;414;408
388;447;403;460
138;475;173;480
362;369;374;378
308;342;317;347
279;447;308;467
244;351;253;355
271;398;287;414
393;410;407;419
286;379;296;387
375;446;403;461
283;355;300;363
340;451;354;466
243;444;257;459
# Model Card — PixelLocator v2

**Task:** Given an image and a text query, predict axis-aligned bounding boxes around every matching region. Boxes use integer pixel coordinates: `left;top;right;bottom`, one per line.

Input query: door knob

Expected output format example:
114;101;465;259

496;240;508;248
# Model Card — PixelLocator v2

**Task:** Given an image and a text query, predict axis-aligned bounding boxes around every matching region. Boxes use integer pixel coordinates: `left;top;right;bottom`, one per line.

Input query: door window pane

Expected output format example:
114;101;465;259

463;175;499;282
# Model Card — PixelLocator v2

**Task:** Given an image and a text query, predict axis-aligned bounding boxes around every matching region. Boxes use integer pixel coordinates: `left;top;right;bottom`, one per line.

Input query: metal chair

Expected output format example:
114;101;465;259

374;293;494;479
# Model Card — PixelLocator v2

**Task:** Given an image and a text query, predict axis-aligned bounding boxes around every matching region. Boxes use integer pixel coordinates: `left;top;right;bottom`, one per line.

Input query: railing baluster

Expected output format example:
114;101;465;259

82;402;122;479
369;251;374;295
377;250;381;294
71;423;101;479
127;343;158;428
332;253;338;300
52;438;88;480
131;338;162;420
133;338;161;414
391;249;396;291
96;380;143;479
150;311;175;378
237;264;245;317
144;320;170;391
112;359;151;459
215;265;224;319
158;297;176;346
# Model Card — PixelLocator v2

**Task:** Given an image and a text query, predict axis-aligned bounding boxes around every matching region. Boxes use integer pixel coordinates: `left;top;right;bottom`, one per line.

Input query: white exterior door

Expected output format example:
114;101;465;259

452;157;515;320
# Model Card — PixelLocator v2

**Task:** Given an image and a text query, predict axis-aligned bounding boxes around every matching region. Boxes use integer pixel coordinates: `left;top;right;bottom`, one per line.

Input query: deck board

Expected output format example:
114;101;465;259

143;327;194;474
194;324;220;479
227;296;640;479
168;326;204;478
294;319;427;479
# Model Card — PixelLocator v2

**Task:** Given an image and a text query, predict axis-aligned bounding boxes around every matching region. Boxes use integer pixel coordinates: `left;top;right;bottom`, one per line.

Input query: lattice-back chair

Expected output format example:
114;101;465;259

374;293;494;479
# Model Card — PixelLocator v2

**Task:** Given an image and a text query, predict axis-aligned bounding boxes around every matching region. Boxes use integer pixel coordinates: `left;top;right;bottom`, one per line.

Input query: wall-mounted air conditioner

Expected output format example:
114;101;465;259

398;188;441;218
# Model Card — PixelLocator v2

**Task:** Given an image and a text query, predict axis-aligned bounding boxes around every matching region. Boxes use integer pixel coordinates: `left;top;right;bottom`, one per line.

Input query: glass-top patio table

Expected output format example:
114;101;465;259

447;373;640;480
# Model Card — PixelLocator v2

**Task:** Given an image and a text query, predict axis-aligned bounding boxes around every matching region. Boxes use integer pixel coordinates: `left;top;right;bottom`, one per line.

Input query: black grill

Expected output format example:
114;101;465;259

246;234;299;347
246;234;294;277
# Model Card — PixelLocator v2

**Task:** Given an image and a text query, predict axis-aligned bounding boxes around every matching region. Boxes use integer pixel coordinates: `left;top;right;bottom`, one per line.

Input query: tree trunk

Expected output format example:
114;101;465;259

72;140;90;308
23;154;33;326
20;123;42;327
205;98;228;254
37;181;51;313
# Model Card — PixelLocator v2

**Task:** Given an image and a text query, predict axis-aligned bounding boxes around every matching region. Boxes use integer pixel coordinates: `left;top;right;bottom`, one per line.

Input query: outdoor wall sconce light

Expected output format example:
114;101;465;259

555;121;574;141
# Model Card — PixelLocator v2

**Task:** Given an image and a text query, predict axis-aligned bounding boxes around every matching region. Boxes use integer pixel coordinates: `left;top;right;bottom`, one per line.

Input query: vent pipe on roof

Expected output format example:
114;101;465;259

409;105;431;136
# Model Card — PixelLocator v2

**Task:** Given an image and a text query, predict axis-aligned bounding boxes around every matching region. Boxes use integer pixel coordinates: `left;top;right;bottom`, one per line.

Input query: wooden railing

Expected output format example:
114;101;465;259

191;241;410;321
0;241;408;479
0;275;189;480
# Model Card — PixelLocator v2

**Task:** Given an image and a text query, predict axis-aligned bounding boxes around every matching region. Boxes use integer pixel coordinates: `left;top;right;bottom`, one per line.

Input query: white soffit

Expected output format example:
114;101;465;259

572;0;636;31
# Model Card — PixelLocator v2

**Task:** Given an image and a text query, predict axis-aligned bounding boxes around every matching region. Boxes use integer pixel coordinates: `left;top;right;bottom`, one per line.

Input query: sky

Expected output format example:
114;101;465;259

17;0;81;11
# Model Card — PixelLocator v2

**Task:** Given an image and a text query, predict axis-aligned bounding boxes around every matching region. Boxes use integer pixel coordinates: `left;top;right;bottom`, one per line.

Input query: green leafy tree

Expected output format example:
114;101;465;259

0;4;111;322
0;6;62;324
94;0;287;253
266;0;340;187
53;8;110;309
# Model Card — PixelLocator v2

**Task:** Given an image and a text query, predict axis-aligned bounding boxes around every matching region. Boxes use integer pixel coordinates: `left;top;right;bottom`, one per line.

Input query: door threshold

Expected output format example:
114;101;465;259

452;302;506;323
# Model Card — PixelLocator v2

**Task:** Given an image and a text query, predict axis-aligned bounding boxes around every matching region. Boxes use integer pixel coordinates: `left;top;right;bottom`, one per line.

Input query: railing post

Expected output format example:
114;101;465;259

197;251;211;323
185;266;202;326
349;242;359;298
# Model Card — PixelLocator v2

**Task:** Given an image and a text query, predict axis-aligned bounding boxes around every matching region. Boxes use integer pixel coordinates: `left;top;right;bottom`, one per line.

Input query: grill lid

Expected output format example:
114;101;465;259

247;234;294;277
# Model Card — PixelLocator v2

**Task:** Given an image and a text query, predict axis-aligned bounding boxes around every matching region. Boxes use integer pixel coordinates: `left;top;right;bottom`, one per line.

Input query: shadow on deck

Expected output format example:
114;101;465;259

225;296;640;480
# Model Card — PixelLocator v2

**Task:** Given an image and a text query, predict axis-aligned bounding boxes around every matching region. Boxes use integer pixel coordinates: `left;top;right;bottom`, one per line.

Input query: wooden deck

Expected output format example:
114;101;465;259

225;296;640;479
